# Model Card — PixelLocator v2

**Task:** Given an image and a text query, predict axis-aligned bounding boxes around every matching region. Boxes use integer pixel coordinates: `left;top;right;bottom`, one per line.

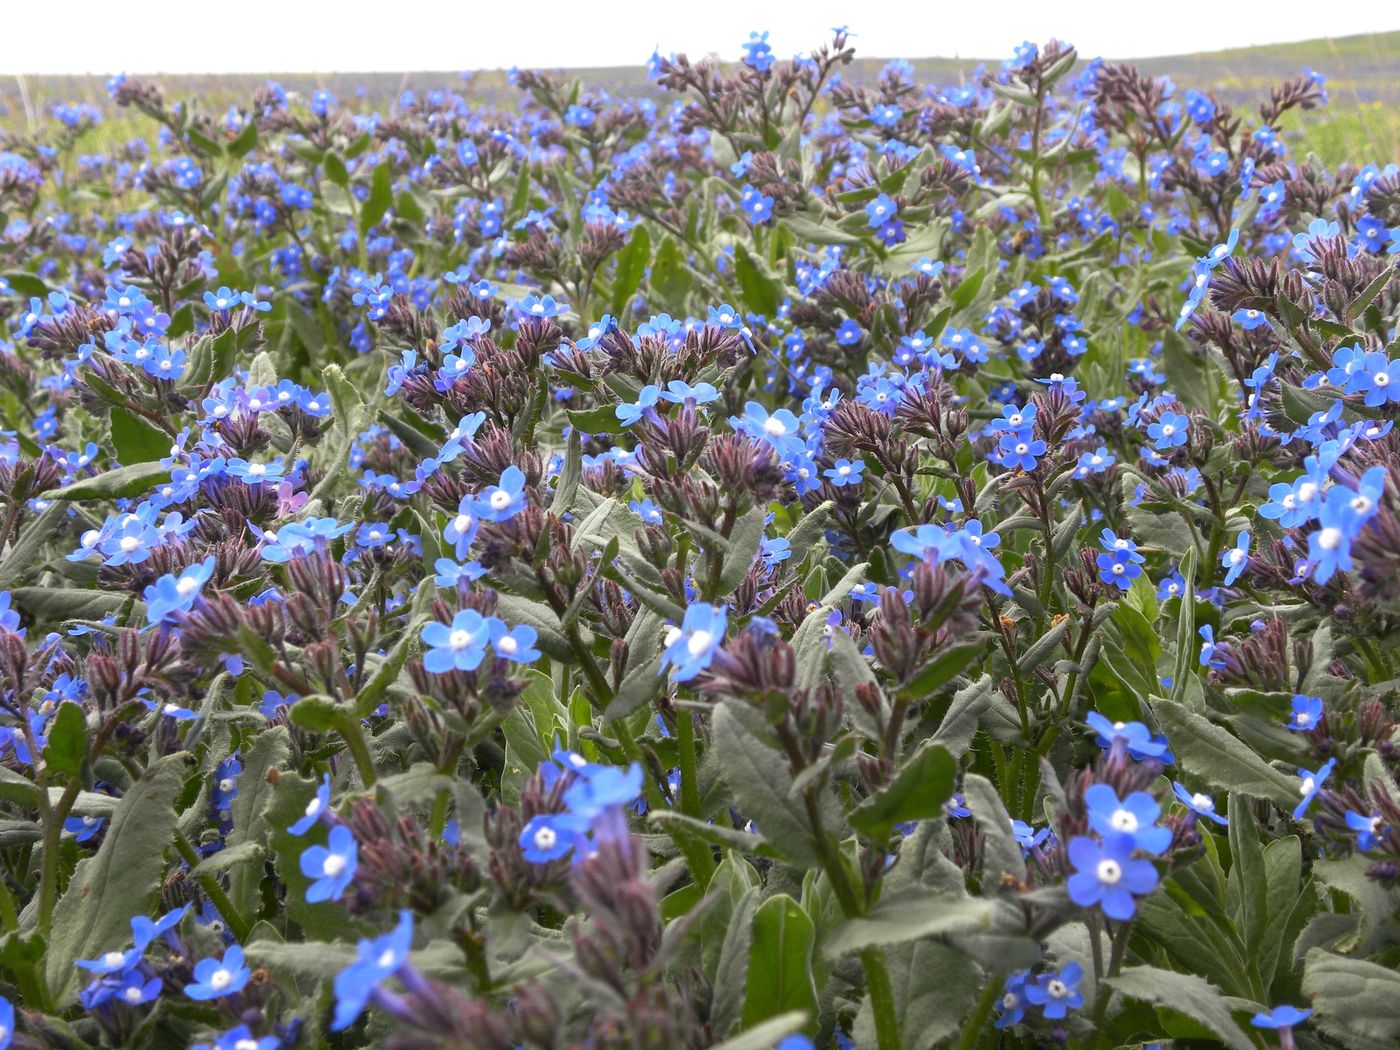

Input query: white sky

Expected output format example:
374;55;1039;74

7;0;1396;74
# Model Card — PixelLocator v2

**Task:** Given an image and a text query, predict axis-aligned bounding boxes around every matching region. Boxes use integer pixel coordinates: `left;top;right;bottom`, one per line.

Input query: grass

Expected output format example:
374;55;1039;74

2;30;1395;166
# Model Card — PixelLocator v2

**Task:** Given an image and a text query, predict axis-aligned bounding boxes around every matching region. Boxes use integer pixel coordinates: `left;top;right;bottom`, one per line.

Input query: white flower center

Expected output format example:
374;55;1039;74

104;951;125;967
1352;495;1373;514
322;854;346;878
687;630;714;656
219;777;235;793
1298;482;1318;502
762;417;786;436
1300;777;1315;796
1161;424;1175;437
1317;527;1342;551
248;464;265;477
304;797;322;817
1229;550;1244;565
449;629;472;650
125;986;144;1002
1096;859;1123;884
1110;809;1139;832
534;826;557;850
1047;979;1068;998
498;635;518;654
489;490;511;510
177;575;200;596
209;968;232;990
1192;793;1213;811
378;948;397;968
120;536;140;552
453;513;472;533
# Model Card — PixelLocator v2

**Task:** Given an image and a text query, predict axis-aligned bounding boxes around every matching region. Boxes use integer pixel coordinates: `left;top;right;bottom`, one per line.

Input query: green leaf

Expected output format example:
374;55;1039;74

717;507;766;595
226;726;290;919
46;754;188;1004
13;587;138;624
1170;546;1198;705
824;892;995;956
1106;966;1253;1050
610;224;651;316
849;742;956;841
323;151;349;187
709;1012;808;1050
1225;794;1268;971
41;703;87;779
734;243;783;317
742;894;818;1031
109;408;170;464
360;161;394;235
44;461;168;502
713;700;834;869
649;236;691;306
2;271;50;297
1151;699;1297;808
0;500;68;589
1303;949;1400;1048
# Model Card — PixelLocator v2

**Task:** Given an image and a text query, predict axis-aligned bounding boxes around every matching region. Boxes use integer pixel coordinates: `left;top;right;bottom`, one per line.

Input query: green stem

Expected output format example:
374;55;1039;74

955;974;1003;1050
175;831;253;944
334;712;378;788
861;947;901;1050
37;781;81;939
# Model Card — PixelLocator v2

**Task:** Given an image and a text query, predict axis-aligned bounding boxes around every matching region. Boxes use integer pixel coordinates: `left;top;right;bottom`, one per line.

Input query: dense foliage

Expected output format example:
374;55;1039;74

0;28;1398;1050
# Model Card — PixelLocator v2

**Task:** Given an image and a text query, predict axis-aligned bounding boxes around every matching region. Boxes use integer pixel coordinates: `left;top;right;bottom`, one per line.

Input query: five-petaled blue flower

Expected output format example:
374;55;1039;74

1067;833;1159;919
300;824;358;902
183;945;251;1000
422;609;492;673
661;603;727;682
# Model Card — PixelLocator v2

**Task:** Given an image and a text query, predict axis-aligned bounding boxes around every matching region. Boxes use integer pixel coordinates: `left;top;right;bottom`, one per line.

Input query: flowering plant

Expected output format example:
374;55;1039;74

0;28;1395;1050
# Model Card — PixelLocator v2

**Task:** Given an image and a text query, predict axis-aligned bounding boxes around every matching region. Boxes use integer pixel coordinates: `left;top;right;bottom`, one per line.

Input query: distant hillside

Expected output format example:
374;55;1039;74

2;30;1395;114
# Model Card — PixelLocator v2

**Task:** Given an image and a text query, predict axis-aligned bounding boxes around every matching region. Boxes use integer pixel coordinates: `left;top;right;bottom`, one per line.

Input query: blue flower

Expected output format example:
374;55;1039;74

996;430;1046;471
183;945;251;1000
1221;531;1250;586
1024;962;1085;1019
64;814;105;842
740;31;774;73
489;620;541;663
1346;809;1385;851
1199;625;1226;669
114;968;162;1006
519;812;589;862
1156;570;1186;601
1172;782;1227;825
289;773;331;835
471;465;528;522
1308;486;1363;583
865;194;898;228
836;319;863;346
1293;759;1336;820
300;824;358;902
143;556;216;626
1251;1005;1312;1030
132;903;190;950
1146;411;1189;450
76;945;143;974
1083;784;1171;855
331;910;414;1031
994;970;1031;1028
442;497;481;559
422;609;492;673
194;1026;279;1050
1287;694;1324;732
1067;833;1159;919
869;103;903;127
660;604;727;682
1097;550;1143;591
563;763;644;820
823;459;865;487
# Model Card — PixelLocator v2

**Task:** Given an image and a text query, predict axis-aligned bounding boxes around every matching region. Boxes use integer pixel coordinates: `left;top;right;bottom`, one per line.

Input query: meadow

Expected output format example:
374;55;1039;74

0;25;1396;1050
